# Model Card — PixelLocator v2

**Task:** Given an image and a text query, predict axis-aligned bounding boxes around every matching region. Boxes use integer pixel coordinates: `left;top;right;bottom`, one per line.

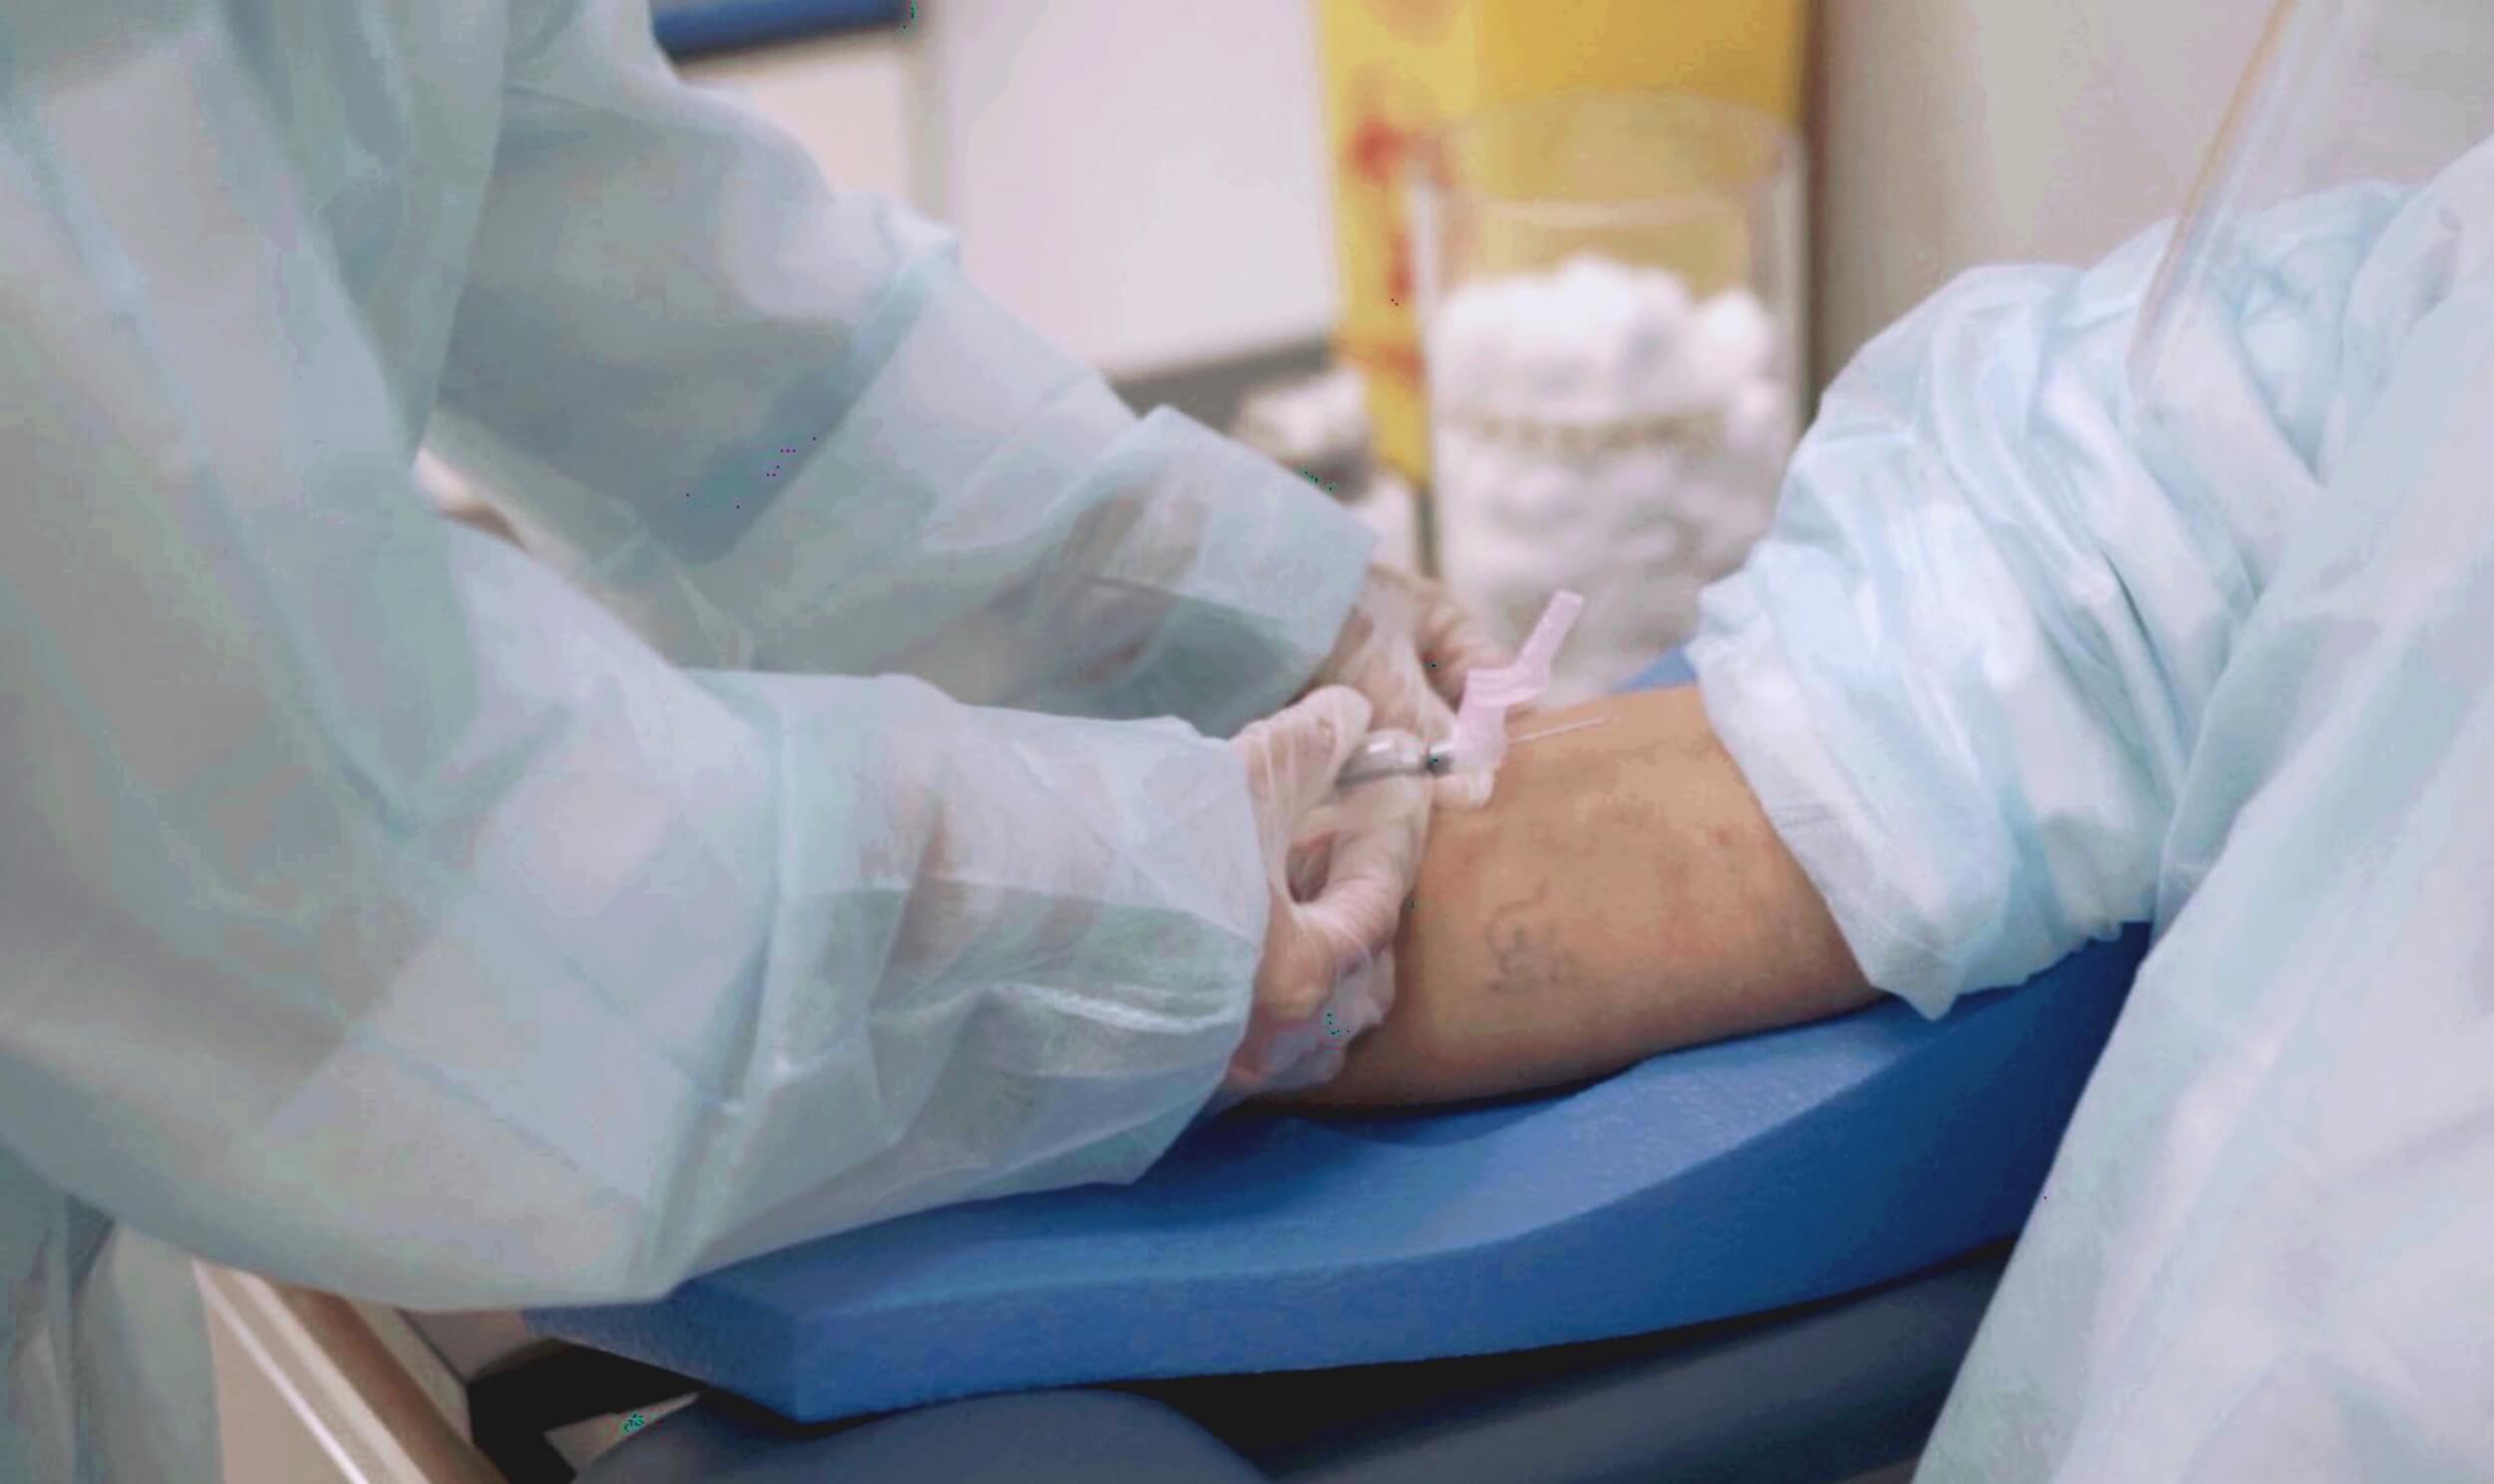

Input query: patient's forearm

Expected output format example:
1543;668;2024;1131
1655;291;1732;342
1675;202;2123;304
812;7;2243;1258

1304;685;1874;1107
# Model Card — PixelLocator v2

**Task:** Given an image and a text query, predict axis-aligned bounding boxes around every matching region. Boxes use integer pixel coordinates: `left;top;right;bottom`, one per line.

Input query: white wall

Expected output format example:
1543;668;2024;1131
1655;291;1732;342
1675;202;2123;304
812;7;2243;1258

683;4;1338;377
1812;0;2276;381
913;0;1339;377
680;30;922;203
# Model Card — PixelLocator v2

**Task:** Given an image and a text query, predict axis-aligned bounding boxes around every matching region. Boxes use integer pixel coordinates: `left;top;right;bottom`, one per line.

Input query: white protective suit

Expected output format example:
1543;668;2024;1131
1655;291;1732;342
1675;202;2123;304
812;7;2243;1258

1692;0;2494;1476
0;1;1382;1476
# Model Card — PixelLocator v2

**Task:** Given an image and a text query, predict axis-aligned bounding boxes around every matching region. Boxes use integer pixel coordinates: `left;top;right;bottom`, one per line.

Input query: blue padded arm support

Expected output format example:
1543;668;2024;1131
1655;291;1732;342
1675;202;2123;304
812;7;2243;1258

528;655;2140;1421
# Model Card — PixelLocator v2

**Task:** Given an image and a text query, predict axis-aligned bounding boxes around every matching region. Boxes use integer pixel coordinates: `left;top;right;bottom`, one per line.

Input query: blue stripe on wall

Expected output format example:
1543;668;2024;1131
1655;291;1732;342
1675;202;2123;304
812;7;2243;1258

652;0;908;58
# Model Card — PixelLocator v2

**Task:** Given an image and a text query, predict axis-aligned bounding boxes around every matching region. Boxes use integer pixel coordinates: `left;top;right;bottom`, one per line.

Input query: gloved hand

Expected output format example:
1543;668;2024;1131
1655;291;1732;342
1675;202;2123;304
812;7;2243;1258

1309;564;1510;809
1223;686;1432;1099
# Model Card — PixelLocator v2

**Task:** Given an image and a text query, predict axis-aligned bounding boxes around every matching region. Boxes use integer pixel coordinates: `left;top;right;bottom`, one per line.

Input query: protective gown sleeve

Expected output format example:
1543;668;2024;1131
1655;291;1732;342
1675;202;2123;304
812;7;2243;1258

0;8;1286;1311
1689;180;2422;1017
427;0;1375;732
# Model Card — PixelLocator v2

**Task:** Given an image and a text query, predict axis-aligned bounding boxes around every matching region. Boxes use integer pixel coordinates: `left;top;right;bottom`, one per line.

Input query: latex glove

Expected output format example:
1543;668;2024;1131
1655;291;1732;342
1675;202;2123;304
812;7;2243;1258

1310;564;1510;809
1223;686;1431;1099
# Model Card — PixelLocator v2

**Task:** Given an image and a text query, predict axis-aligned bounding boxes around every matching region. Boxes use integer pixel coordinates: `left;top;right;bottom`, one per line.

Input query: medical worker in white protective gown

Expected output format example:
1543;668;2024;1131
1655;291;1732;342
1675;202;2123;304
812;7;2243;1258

0;1;1502;1476
1686;0;2494;1477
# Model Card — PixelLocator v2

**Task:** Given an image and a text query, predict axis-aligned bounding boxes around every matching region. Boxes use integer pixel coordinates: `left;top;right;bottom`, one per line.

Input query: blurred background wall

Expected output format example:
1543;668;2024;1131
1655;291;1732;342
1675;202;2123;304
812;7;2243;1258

680;0;2275;388
1810;0;2271;384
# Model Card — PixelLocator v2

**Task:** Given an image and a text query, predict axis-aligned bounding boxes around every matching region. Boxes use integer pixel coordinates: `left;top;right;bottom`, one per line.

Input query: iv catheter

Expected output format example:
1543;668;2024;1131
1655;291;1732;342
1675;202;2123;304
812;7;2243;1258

1332;589;1591;793
1334;715;1611;788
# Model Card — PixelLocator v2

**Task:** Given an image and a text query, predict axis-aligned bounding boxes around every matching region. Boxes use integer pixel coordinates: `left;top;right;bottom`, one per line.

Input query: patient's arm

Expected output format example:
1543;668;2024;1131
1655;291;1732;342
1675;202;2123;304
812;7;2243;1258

1296;685;1875;1108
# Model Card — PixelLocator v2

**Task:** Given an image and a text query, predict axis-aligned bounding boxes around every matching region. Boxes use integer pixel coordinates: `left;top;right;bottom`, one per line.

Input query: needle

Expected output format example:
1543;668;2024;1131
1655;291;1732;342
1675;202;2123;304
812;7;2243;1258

1509;715;1610;747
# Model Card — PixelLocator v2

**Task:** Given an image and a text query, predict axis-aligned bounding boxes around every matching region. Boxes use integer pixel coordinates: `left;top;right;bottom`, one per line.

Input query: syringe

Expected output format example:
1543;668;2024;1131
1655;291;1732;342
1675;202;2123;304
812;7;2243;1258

1334;730;1457;786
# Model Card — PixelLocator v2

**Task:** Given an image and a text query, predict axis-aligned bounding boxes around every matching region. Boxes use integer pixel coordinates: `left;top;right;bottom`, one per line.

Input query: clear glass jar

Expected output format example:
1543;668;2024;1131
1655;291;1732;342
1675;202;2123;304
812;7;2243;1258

1410;90;1806;703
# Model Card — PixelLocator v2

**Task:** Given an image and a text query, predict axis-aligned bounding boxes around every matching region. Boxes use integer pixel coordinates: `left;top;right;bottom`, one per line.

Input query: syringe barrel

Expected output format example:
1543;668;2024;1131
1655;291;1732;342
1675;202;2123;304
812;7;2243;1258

1335;729;1432;786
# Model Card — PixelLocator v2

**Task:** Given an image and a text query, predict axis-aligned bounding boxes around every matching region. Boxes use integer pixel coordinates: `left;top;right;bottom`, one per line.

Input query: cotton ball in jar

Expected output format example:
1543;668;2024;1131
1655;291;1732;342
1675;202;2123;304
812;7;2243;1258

1607;505;1688;574
1554;252;1638;300
1429;429;1486;533
1492;463;1584;529
1429;287;1508;418
1699;488;1778;570
1450;532;1571;651
1584;450;1678;568
1628;264;1696;330
1599;267;1693;416
1691;289;1779;389
1603;443;1680;509
1438;422;1524;492
1483;275;1574;408
1677;474;1776;570
1613;275;1695;419
1674;464;1767;540
1547;256;1643;423
1544;491;1637;590
1440;448;1562;534
1721;377;1799;468
1436;278;1527;414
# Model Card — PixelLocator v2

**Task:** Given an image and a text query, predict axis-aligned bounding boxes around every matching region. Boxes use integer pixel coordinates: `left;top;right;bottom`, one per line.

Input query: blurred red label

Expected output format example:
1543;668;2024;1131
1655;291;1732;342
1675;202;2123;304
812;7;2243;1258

1368;0;1458;42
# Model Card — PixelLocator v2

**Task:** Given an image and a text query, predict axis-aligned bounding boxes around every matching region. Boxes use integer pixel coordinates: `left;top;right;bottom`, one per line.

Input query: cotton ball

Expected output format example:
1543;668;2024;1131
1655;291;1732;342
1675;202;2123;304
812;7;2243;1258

1430;284;1508;418
1613;278;1693;419
1554;255;1638;337
1548;503;1629;587
1722;378;1796;461
1544;264;1630;422
1654;330;1742;415
1487;444;1545;515
1456;281;1536;409
1508;274;1595;407
1624;267;1696;346
1437;474;1506;560
1633;289;1774;421
1446;532;1565;648
1439;457;1563;568
1432;425;1488;489
1673;464;1756;534
1605;445;1678;506
1650;463;1731;556
1439;422;1511;482
1609;511;1686;573
1599;268;1694;416
1692;289;1779;389
1427;255;1797;669
1538;263;1661;422
1456;278;1544;412
1558;251;1633;288
1593;458;1680;560
1483;455;1560;537
1493;464;1576;528
1525;349;1588;408
1538;270;1615;415
1588;260;1671;425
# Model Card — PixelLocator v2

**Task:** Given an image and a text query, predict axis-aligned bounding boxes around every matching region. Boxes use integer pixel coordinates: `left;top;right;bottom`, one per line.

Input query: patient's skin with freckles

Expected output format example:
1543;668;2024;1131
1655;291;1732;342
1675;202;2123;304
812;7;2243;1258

1291;685;1875;1109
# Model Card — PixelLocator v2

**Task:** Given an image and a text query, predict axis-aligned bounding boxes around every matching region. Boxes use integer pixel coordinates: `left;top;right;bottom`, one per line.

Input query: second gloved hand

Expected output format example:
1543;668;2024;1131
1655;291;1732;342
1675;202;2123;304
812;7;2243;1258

1225;686;1432;1098
1310;564;1509;810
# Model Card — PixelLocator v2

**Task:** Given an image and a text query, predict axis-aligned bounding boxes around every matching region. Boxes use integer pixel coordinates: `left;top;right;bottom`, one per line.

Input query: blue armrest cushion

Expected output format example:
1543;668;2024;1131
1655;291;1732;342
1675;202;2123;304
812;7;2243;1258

528;650;2140;1421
